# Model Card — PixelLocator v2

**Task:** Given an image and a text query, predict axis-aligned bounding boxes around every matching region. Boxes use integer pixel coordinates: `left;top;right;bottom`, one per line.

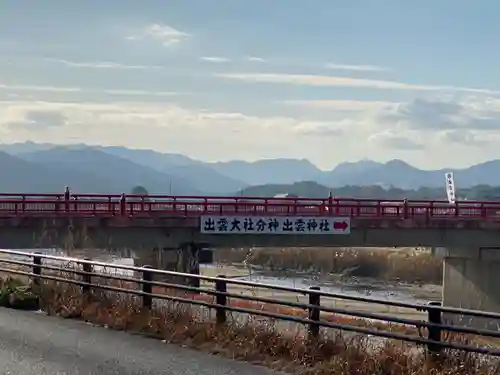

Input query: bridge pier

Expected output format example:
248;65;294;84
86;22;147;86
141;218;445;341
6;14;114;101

134;243;201;289
437;247;500;329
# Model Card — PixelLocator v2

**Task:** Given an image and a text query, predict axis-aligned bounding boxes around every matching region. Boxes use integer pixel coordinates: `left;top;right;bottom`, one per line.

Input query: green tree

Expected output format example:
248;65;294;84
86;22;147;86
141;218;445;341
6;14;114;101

131;185;149;195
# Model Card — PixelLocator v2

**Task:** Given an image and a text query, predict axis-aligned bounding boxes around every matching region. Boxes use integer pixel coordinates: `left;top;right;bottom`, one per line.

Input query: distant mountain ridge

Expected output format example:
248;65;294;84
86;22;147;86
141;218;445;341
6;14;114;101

0;141;500;194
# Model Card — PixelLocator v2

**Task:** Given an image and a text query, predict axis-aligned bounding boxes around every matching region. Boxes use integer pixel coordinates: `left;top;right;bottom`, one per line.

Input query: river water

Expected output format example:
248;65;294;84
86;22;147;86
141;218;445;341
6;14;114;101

1;248;440;305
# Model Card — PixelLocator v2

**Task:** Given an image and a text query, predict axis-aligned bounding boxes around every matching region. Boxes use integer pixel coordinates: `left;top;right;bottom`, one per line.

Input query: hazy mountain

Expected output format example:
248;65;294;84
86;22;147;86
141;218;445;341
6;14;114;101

0;151;74;192
96;146;247;194
239;181;332;198
238;181;500;201
2;142;500;194
323;160;432;189
17;147;201;195
323;159;500;189
0;150;142;193
209;158;323;186
0;141;68;155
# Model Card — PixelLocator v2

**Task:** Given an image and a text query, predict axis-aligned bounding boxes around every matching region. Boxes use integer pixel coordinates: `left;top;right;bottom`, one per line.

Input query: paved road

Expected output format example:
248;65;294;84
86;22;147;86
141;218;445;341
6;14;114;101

0;307;282;375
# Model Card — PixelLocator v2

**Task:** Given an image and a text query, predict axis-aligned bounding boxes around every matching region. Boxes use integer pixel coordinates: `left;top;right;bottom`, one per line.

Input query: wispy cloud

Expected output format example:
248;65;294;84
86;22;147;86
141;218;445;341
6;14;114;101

200;56;231;63
101;89;182;97
325;63;389;72
247;56;267;63
0;83;183;97
0;83;81;93
127;24;190;46
45;59;162;70
215;72;499;94
281;99;398;111
368;129;425;150
0;100;347;163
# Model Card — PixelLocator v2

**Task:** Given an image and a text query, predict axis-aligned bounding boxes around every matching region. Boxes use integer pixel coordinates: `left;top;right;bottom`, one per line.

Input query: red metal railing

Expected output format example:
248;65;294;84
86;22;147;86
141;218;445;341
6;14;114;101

0;193;498;219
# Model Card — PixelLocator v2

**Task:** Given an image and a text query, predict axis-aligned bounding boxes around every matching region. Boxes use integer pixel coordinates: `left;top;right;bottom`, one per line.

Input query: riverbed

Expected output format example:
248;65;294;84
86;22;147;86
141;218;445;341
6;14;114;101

0;248;441;309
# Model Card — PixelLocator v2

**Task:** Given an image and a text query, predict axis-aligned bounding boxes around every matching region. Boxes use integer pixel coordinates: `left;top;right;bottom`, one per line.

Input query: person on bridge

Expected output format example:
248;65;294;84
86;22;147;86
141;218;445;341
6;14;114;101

403;198;409;218
120;193;126;215
64;186;70;212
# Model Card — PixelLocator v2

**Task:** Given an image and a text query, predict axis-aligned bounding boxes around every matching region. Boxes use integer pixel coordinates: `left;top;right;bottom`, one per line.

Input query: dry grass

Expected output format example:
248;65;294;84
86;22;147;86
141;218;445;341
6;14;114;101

34;277;499;375
0;257;497;374
216;247;442;285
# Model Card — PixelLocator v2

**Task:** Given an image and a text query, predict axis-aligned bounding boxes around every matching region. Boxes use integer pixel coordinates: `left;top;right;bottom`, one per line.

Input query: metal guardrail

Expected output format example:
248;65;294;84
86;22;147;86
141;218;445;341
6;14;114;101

0;249;499;356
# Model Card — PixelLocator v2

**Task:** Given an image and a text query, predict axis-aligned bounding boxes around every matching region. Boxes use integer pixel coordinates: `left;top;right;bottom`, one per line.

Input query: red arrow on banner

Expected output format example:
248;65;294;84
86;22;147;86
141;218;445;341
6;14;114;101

333;221;349;231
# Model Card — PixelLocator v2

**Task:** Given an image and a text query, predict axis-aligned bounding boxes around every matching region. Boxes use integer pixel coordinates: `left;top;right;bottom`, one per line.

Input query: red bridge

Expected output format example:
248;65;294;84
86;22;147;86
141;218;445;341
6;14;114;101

0;192;497;220
1;191;498;324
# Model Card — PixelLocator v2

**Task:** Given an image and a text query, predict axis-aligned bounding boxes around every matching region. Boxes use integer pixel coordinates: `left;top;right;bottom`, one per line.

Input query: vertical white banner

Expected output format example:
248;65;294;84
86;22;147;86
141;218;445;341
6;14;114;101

445;172;456;204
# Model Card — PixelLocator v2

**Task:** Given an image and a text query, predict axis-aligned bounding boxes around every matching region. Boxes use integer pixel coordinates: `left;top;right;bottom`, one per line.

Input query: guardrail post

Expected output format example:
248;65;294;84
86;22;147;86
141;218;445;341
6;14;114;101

427;301;443;355
215;275;227;325
142;265;153;309
32;252;42;287
81;259;92;298
308;286;321;340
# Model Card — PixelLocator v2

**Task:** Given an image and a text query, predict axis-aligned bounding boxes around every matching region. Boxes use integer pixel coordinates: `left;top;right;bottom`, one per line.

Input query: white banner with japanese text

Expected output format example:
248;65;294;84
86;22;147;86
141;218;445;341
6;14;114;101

200;216;351;235
445;172;456;204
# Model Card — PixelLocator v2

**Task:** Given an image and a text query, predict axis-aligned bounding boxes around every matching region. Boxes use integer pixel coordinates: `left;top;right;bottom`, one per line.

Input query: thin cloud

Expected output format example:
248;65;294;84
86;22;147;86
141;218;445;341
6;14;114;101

200;56;231;63
127;24;190;46
368;129;425;150
0;100;347;157
45;59;162;70
0;84;82;93
325;63;390;72
215;72;499;94
0;83;184;97
103;89;182;97
281;99;398;111
384;98;500;131
247;56;267;63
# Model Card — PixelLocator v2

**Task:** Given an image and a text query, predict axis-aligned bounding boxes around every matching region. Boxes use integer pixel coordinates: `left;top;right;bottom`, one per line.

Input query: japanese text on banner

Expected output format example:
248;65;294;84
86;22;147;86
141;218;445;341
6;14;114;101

200;216;350;235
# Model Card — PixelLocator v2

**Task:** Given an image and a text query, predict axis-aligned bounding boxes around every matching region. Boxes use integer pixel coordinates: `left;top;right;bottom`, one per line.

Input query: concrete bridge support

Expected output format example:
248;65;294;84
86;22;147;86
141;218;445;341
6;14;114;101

134;243;201;289
437;247;500;330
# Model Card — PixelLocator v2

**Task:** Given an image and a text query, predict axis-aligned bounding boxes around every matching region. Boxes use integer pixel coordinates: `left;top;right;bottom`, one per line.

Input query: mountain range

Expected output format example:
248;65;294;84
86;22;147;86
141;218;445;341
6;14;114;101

0;141;499;195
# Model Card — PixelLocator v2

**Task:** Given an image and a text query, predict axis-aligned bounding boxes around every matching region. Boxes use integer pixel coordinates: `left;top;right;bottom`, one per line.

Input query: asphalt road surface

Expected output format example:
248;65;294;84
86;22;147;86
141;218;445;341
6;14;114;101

0;307;282;375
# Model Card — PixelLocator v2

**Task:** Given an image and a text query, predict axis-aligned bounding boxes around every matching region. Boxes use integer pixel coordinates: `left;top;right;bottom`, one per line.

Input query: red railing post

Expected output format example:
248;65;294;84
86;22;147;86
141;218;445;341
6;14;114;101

55;196;60;213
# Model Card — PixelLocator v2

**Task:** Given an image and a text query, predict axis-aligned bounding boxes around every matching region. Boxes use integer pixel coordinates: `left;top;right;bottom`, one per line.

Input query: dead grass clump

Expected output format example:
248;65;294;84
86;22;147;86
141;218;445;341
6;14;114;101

34;279;498;375
216;247;442;284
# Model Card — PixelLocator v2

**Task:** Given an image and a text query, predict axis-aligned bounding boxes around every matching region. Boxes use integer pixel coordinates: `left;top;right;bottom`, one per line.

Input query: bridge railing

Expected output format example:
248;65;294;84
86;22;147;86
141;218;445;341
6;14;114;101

0;249;499;357
0;194;499;218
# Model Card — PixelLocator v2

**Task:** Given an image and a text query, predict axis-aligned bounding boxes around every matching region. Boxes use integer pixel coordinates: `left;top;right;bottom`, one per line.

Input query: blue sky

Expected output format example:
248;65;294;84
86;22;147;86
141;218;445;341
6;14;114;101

1;0;500;169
